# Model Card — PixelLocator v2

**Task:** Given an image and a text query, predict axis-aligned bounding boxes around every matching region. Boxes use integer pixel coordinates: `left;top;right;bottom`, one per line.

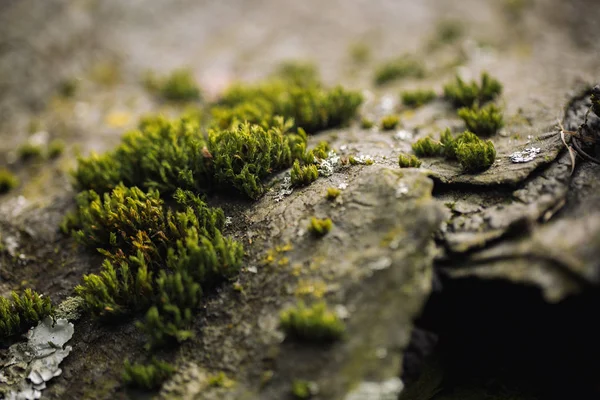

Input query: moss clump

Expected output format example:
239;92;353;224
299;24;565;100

398;154;422;168
273;60;320;88
290;160;319;187
122;358;175;390
280;301;344;342
360;117;374;129
458;103;504;136
292;380;316;399
208;372;236;388
0;289;53;340
349;42;371;65
455;132;496;172
325;187;341;200
348;155;374;165
18;143;44;160
430;19;464;48
443;72;502;108
412;137;443;157
401;89;437;108
0;169;18;194
48;139;66;158
439;128;458;158
374;57;425;85
380;115;400;130
308;217;332;237
145;69;201;102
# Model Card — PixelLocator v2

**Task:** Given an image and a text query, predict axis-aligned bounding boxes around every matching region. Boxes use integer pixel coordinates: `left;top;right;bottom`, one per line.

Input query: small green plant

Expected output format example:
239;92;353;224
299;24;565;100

290;160;319;187
360;117;374;129
145;69;201;102
0;169;18;194
443;72;502;108
279;301;344;342
0;289;53;340
18;143;44;160
430;19;464;48
292;379;316;399
122;358;175;390
412;137;443;157
48;139;66;158
208;371;236;388
273;60;320;87
325;187;341;200
308;217;332;238
374;57;425;85
458;103;504;136
348;42;371;65
455;132;496;172
398;154;422;168
380;115;400;130
401;89;437;108
348;155;374;165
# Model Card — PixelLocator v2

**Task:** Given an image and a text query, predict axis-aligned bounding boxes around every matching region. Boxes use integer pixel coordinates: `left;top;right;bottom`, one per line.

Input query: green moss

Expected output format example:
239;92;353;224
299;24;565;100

380;115;400;130
58;78;78;98
273;60;320;87
325;187;341;200
401;89;437;108
458;103;504;136
374;57;425;85
430;19;464;48
454;131;496;172
308;217;332;237
292;379;315;399
208;372;235;388
398;154;422;168
412;137;443;157
443;72;503;108
360;117;374;129
0;289;53;340
48;139;66;158
18;143;44;160
280;301;344;342
349;42;371;65
439;128;458;159
145;69;201;102
302;141;330;164
0;169;18;194
290;160;319;187
122;358;175;390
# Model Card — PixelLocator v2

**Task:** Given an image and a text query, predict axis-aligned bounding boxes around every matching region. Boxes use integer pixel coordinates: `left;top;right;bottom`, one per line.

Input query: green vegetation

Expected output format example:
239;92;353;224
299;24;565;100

380;115;400;130
0;289;53;340
280;301;344;342
458;103;504;136
443;72;502;108
290;160;319;187
412;137;443;157
207;372;235;388
374;57;425;85
398;154;422;168
273;60;320;87
348;155;374;165
325;187;341;200
430;19;464;48
349;42;371;65
18;143;44;160
292;379;315;399
145;69;201;102
401;89;437;108
308;217;332;237
0;169;18;194
58;78;78;98
122;359;175;390
360;117;374;129
48;139;66;158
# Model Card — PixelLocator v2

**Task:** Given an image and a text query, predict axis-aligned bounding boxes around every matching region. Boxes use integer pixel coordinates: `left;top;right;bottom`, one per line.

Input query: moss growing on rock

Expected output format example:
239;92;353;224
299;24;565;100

458;103;504;136
0;169;18;194
360;117;375;129
145;69;201;102
292;379;316;399
291;160;319;187
401;89;437;108
398;154;422;168
380;115;400;130
412;137;443;157
280;301;344;342
48;139;66;158
443;72;502;108
308;217;332;237
374;57;425;85
122;358;175;390
18;143;44;160
325;187;341;200
455;132;496;172
0;289;53;340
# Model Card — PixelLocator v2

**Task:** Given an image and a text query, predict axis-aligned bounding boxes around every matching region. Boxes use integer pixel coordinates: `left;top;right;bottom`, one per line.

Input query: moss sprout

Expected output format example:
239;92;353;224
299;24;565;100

374;57;425;85
122;358;175;390
443;72;503;108
380;115;400;131
18;143;44;160
455;132;496;172
398;154;422;168
48;139;66;158
292;379;317;399
208;372;236;388
291;160;319;187
325;187;341;200
430;19;464;48
349;42;371;65
401;89;437;108
0;289;53;340
280;301;344;342
145;69;201;102
0;169;18;194
412;137;443;157
308;217;332;237
273;60;320;87
458;103;504;136
360;117;375;129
